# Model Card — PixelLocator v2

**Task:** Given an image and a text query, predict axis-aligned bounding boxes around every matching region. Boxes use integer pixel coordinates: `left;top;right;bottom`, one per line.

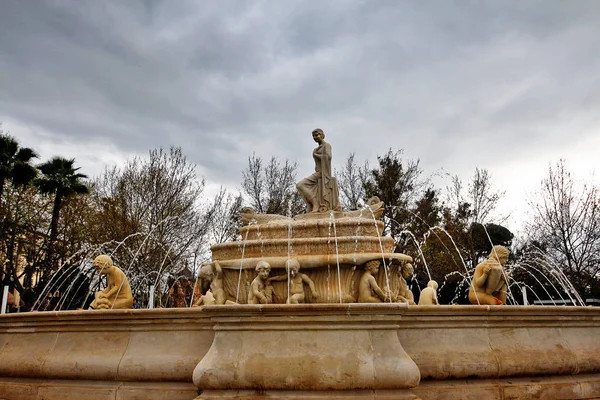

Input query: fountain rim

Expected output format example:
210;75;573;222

207;252;412;269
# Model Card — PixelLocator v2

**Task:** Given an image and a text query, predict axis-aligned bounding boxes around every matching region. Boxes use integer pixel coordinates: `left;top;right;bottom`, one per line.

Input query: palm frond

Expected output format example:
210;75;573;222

16;147;39;162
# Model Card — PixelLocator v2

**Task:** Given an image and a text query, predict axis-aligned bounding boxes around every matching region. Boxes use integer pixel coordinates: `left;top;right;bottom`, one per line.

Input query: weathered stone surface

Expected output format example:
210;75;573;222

210;204;413;305
193;304;420;393
0;330;58;378
40;330;131;380
413;374;600;400
2;305;600;399
197;389;421;399
0;308;212;400
398;305;600;380
0;378;198;400
239;217;384;241
220;258;412;304
211;236;395;260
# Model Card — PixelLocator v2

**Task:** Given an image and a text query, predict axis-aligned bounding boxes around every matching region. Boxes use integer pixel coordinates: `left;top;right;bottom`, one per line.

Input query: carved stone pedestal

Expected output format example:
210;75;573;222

193;303;420;399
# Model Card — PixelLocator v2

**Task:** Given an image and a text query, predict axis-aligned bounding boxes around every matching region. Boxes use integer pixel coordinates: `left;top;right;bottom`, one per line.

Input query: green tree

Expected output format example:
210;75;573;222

34;157;89;276
363;149;424;242
0;128;38;209
0;127;39;290
469;222;514;261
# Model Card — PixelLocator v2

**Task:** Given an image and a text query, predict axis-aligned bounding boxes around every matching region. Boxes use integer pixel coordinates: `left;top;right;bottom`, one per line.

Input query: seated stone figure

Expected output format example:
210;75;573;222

198;262;227;305
468;245;509;305
248;261;274;304
267;259;318;304
89;255;133;310
418;280;439;305
358;260;390;303
396;263;416;305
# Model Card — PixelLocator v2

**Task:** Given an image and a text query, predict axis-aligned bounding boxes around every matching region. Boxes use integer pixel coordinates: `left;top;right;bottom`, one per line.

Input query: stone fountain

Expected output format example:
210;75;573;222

2;129;600;400
210;197;412;305
207;128;413;307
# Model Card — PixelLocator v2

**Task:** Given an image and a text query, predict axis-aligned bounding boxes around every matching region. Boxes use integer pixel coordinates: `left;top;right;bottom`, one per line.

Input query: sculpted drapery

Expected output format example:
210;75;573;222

296;129;342;213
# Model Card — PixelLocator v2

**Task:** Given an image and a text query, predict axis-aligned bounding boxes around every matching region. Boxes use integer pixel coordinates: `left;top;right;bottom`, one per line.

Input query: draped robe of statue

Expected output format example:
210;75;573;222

297;140;342;213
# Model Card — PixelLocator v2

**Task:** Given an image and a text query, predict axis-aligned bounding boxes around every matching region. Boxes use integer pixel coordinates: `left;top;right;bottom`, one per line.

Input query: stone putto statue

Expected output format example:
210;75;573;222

198;262;227;305
468;245;509;305
418;280;439;305
89;255;133;310
358;260;391;303
396;263;416;305
267;259;318;304
296;128;342;213
248;261;274;304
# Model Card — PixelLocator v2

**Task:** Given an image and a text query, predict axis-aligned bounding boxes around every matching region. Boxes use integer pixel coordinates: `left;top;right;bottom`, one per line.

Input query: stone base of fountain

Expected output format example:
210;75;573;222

193;304;420;398
2;305;600;400
198;390;421;399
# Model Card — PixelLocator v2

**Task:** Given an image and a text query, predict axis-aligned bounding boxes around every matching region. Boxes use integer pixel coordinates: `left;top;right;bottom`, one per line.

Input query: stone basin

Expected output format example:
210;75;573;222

2;305;600;400
209;215;413;304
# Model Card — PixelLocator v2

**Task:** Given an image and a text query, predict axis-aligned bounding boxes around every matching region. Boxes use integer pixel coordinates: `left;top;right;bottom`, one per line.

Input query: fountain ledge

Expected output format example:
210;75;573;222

1;305;600;399
212;253;411;270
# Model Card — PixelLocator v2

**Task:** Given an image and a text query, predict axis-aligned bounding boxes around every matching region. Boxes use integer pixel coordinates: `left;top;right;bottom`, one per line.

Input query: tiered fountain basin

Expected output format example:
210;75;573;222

2;305;600;399
211;214;412;303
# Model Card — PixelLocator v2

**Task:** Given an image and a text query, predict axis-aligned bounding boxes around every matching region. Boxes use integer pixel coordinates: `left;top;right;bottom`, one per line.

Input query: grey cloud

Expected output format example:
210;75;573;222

1;0;600;187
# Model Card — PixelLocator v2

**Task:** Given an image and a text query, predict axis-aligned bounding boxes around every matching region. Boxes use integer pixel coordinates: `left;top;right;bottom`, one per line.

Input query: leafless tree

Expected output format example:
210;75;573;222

89;147;212;280
0;185;52;290
469;168;505;224
241;153;304;216
207;187;243;244
447;167;505;224
446;174;464;210
335;153;370;210
525;160;600;295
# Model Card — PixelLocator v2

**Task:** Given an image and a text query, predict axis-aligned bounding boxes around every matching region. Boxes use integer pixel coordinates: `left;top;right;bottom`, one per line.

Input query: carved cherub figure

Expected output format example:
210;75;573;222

248;261;274;304
198;262;227;305
267;259;317;304
89;255;133;310
396;263;416;305
418;280;439;305
468;245;509;305
358;260;390;303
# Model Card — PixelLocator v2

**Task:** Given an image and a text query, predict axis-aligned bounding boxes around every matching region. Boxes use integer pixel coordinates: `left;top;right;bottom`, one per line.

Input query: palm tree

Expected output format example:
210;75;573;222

34;157;89;275
0;131;38;286
0;132;38;208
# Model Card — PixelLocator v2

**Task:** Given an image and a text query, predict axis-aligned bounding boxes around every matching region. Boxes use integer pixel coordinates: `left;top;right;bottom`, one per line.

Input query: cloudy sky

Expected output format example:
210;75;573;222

1;0;599;230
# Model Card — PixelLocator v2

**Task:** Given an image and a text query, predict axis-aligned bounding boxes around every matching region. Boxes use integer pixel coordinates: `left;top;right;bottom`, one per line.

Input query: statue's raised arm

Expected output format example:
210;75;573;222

296;128;342;213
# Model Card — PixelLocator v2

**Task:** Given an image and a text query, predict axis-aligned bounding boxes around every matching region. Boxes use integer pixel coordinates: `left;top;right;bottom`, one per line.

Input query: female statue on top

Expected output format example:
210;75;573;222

296;128;342;213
